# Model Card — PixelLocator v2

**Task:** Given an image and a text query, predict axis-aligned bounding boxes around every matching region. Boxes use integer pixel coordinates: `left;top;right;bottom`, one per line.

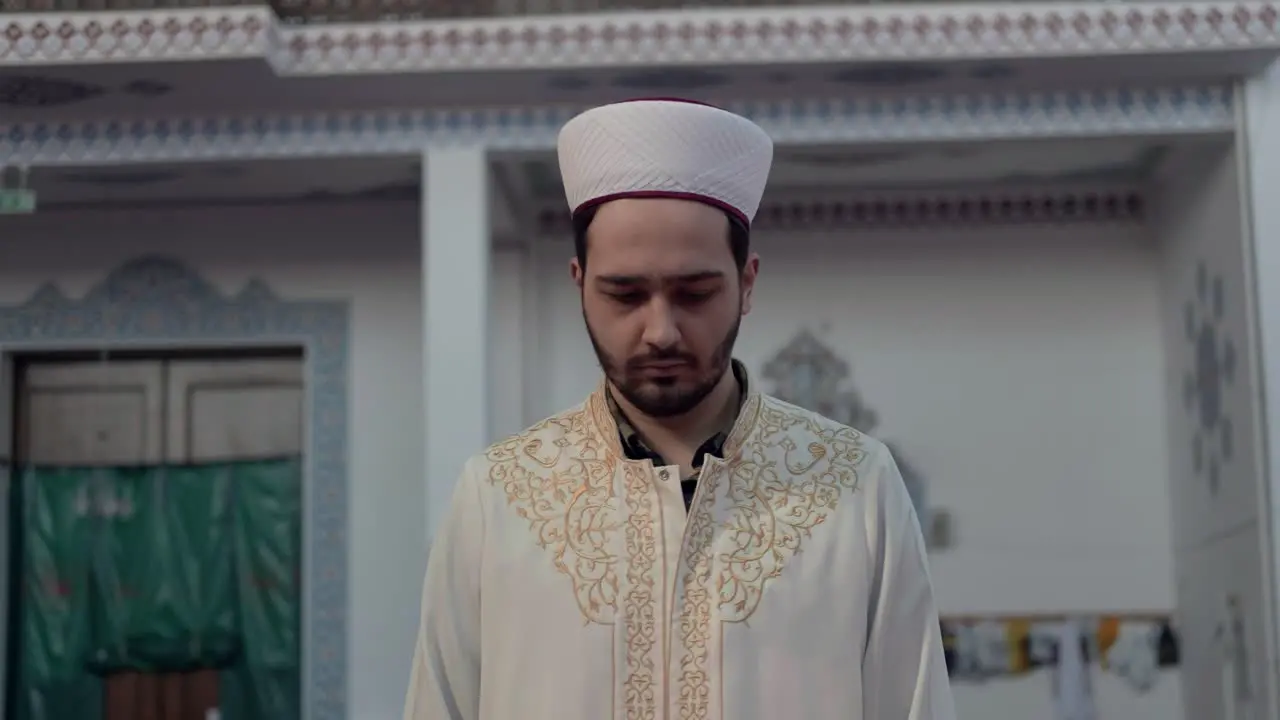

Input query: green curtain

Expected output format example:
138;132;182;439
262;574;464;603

11;458;302;720
222;459;303;720
14;467;100;720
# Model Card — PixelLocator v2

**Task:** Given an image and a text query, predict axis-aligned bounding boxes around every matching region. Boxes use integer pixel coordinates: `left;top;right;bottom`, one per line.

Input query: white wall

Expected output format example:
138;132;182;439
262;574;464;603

526;222;1180;720
0;200;525;720
1154;142;1279;719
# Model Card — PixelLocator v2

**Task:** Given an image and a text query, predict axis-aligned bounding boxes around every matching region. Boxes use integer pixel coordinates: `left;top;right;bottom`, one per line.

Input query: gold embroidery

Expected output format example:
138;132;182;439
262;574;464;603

677;473;719;720
622;462;659;719
677;396;869;719
718;401;866;622
482;392;661;719
483;405;623;623
479;380;867;720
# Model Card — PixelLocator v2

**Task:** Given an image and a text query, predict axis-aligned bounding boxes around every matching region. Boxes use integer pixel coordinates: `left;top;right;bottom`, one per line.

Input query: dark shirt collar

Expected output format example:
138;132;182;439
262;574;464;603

605;359;749;475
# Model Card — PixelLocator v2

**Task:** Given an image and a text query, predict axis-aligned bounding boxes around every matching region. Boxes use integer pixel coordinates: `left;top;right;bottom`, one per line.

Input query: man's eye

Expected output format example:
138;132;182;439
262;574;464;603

677;291;715;304
608;292;646;304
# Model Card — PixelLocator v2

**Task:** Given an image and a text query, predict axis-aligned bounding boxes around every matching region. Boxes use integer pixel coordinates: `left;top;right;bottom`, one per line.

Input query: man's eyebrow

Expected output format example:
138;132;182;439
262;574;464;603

595;271;725;285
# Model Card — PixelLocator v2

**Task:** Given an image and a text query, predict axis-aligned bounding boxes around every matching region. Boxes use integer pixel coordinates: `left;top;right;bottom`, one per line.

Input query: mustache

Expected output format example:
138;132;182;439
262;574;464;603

626;350;696;369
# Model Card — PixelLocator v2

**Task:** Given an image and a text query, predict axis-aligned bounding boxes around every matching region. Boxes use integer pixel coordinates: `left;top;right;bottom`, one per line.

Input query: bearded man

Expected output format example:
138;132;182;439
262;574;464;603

404;98;957;720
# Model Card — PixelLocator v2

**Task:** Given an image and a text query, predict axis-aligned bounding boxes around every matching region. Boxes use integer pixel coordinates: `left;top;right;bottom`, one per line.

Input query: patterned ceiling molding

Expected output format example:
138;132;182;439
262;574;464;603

0;2;1276;71
0;8;271;66
271;2;1280;75
0;85;1234;166
534;185;1147;235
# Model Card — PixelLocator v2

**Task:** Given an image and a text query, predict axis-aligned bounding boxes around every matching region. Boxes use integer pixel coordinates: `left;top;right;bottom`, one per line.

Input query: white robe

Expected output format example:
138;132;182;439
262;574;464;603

404;382;956;720
1053;619;1098;720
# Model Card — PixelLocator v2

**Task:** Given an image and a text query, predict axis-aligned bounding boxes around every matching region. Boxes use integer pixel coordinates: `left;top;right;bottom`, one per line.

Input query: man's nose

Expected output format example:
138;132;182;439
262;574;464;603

640;301;681;349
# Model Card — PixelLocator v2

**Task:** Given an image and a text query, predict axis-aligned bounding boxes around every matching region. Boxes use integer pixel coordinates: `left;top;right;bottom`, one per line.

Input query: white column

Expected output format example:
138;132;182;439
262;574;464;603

422;144;490;544
1243;64;1280;708
520;232;548;426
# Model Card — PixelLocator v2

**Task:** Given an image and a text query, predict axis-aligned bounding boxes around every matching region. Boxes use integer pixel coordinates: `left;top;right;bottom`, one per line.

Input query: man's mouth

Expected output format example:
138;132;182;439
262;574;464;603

636;360;689;371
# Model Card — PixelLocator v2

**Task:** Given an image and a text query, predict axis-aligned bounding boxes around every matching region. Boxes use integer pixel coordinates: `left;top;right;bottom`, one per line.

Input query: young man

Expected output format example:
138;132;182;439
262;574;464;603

404;99;956;720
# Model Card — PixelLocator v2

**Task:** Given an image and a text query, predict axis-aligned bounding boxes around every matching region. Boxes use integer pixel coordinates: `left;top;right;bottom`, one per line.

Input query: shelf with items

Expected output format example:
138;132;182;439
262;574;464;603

939;610;1178;694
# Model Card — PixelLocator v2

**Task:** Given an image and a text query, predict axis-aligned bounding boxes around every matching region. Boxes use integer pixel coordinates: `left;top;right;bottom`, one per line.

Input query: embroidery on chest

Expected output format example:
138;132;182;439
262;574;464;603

676;400;868;720
715;406;867;620
483;404;663;719
483;407;629;623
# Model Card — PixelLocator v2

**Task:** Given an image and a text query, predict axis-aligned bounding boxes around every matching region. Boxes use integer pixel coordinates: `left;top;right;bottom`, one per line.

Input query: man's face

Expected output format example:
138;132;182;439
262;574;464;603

571;198;758;418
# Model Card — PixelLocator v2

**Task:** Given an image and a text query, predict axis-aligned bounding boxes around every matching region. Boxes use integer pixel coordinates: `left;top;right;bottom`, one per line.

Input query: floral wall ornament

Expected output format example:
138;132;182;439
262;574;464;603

1182;261;1237;496
761;328;942;547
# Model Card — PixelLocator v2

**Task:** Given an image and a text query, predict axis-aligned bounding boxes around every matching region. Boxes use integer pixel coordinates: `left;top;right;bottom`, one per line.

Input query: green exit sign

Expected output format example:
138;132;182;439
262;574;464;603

0;189;36;214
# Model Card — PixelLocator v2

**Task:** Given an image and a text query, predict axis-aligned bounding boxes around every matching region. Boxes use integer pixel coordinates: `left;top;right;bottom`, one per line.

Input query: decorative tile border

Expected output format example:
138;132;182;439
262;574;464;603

0;8;272;65
270;1;1280;76
0;256;350;720
0;85;1235;165
1;2;1276;71
535;185;1148;234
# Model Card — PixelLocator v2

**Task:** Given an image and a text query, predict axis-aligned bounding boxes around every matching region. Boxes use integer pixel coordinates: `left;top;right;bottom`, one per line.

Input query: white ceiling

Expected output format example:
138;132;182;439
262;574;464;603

22;136;1164;208
27;157;421;206
13;136;1171;240
771;137;1161;188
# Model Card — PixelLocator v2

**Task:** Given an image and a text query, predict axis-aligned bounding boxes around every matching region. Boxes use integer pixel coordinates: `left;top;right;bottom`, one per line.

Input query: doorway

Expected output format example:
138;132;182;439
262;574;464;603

6;348;304;720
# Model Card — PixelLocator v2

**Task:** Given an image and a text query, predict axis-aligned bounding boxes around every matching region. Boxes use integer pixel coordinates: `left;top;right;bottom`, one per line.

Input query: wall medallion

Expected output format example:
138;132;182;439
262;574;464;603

1182;261;1237;496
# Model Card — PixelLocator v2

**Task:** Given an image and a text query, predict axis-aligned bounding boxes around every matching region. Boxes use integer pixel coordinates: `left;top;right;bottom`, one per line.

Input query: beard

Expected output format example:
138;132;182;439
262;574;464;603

585;308;741;418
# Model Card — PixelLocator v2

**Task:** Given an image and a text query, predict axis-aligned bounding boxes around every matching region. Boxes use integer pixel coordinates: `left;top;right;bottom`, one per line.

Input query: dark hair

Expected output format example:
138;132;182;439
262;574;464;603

572;204;751;272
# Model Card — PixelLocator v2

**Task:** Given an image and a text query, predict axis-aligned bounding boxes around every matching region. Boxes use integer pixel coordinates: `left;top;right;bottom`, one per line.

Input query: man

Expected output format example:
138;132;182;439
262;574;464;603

404;98;956;720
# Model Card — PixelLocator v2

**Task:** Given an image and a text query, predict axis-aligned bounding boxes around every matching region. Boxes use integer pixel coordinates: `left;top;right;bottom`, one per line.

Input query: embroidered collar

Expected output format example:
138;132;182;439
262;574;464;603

605;359;749;479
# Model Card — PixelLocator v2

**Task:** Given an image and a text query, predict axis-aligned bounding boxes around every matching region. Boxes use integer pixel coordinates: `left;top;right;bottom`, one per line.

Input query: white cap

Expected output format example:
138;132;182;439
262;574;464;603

556;99;774;226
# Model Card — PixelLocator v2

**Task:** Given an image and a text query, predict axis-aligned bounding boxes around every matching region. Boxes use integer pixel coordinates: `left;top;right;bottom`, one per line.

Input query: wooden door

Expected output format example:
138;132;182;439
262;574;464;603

18;361;165;467
165;358;305;464
16;356;304;720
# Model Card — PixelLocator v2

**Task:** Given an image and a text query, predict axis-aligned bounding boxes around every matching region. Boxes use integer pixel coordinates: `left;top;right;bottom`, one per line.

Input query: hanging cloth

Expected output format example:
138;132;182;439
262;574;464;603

1105;621;1160;693
1052;618;1098;720
1219;598;1256;720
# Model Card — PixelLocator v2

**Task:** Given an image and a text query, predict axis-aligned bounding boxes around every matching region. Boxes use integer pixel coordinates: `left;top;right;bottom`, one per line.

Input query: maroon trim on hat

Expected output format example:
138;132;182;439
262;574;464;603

616;97;721;109
573;190;750;227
